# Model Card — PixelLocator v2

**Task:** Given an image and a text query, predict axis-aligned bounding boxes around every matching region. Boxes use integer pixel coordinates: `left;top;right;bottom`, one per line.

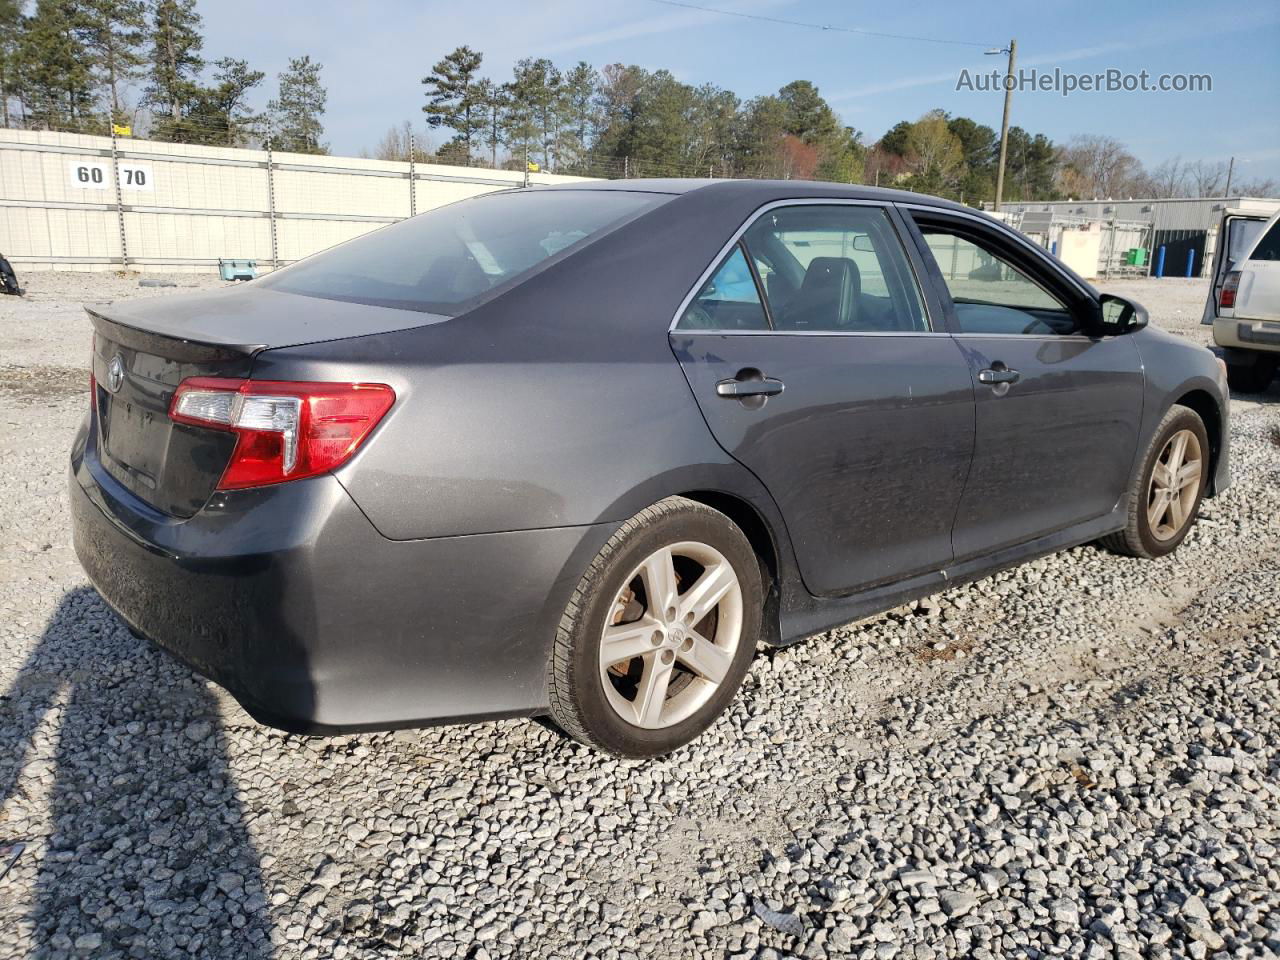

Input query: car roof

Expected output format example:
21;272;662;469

533;177;974;213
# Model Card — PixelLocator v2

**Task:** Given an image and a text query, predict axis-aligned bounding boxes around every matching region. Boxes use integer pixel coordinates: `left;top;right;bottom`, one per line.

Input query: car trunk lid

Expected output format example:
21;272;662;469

87;285;447;518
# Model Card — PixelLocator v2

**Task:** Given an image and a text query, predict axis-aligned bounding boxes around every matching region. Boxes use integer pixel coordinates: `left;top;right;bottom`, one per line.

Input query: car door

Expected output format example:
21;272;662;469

1229;212;1280;331
1202;211;1274;325
670;201;975;597
904;207;1144;561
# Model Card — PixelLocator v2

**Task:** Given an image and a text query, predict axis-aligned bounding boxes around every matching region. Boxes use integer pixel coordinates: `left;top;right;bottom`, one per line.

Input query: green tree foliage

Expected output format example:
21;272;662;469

901;109;965;195
508;57;562;169
80;0;147;123
1002;127;1057;201
947;114;996;202
268;55;327;154
877;120;913;157
0;0;26;127
18;0;98;131
472;77;504;168
557;61;597;171
145;0;204;137
187;57;263;146
421;45;484;159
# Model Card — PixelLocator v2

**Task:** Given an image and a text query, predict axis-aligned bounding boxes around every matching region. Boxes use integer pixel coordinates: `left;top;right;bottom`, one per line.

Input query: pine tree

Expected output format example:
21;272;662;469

508;57;560;170
18;0;97;131
473;78;505;168
268;55;326;154
80;0;147;124
188;57;263;146
421;45;484;159
0;0;24;127
145;0;204;139
556;61;596;171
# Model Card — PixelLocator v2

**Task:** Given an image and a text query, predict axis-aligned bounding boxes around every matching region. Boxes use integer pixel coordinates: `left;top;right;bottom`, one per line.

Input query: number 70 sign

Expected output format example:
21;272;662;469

68;160;154;192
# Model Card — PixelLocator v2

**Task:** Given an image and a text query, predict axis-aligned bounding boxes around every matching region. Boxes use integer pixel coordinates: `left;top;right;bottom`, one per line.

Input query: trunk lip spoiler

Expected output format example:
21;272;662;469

86;307;265;363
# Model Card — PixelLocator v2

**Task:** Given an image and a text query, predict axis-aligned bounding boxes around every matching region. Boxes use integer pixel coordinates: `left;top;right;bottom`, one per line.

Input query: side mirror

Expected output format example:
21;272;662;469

1096;293;1149;335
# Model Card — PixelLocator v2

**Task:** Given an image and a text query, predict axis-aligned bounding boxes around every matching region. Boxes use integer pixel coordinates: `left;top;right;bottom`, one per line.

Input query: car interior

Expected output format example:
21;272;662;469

678;206;929;332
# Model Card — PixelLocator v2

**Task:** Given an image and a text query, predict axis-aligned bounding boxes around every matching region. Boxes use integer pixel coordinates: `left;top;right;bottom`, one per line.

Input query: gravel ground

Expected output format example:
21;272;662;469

1;272;1278;960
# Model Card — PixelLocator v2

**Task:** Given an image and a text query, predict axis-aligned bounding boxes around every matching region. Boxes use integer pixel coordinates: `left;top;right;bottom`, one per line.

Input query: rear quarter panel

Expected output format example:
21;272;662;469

250;184;801;542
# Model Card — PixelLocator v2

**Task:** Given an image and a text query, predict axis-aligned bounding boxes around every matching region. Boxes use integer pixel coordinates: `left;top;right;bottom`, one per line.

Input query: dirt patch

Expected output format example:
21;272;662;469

0;365;87;404
914;634;978;663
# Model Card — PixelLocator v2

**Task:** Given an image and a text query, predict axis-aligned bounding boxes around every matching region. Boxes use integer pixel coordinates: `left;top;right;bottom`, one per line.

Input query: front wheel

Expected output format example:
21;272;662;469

547;497;762;757
1101;404;1209;559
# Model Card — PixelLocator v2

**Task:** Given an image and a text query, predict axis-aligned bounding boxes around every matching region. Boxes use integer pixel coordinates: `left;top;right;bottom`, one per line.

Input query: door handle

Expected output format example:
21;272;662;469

978;366;1020;385
716;375;785;398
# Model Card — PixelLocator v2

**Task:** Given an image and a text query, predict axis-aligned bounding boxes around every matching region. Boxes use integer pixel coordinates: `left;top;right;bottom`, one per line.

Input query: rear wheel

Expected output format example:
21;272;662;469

547;497;762;757
1101;405;1209;559
1225;355;1276;394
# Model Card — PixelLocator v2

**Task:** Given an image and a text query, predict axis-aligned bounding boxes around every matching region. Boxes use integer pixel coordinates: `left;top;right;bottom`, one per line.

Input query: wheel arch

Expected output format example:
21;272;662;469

676;489;784;646
1172;388;1225;496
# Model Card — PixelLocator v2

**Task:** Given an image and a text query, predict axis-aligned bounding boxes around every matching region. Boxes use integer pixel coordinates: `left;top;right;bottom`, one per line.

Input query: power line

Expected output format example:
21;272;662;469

643;0;997;48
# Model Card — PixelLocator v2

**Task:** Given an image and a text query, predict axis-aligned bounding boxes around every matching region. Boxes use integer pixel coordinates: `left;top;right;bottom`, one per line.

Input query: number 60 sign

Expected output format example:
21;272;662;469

68;160;154;192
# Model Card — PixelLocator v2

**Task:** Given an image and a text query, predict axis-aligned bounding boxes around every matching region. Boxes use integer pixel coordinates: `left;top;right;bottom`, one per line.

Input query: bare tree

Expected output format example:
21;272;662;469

1137;157;1186;198
1057;134;1141;198
372;121;428;162
1235;176;1278;197
1186;159;1227;198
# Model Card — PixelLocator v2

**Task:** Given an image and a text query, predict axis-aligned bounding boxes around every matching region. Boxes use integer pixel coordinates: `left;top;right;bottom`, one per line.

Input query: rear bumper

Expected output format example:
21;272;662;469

1213;317;1280;353
70;417;613;733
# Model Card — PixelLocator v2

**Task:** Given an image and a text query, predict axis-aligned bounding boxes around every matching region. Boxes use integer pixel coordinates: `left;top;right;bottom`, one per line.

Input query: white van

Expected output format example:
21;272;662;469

1204;204;1280;392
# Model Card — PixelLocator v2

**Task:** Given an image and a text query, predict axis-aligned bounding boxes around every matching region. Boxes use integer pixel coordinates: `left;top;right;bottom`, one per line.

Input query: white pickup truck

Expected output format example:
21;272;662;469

1204;203;1280;392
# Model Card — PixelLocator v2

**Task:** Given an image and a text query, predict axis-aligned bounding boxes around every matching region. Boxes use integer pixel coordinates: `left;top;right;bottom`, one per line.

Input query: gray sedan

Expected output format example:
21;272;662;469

70;180;1230;756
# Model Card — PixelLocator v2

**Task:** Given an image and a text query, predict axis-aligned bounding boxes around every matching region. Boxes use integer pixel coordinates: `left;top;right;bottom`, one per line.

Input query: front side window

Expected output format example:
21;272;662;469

263;189;668;314
917;225;1078;335
676;246;769;330
743;205;927;332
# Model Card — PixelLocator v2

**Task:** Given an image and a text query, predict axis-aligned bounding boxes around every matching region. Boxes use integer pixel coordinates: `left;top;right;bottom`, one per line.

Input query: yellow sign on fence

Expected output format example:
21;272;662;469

112;124;132;137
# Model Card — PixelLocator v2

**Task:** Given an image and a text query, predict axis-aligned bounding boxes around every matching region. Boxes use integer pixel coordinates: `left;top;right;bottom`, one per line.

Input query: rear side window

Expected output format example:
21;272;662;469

742;205;928;332
263;189;668;314
1226;217;1268;265
676;246;770;331
1248;218;1280;262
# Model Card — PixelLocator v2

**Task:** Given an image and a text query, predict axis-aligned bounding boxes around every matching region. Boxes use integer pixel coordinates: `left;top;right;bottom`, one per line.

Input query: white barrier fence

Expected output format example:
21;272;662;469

0;129;596;274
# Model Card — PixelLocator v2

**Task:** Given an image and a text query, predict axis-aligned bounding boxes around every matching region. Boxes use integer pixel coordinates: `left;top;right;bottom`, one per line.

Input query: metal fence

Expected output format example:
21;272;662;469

1005;210;1153;279
0;128;597;273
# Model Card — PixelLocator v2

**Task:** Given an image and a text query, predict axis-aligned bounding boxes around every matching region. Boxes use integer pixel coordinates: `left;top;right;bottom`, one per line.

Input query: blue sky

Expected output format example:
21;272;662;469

199;0;1280;183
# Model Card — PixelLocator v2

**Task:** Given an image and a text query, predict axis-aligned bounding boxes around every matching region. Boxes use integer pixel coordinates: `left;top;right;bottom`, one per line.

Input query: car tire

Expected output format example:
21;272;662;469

1100;404;1210;559
547;496;762;757
1225;356;1276;394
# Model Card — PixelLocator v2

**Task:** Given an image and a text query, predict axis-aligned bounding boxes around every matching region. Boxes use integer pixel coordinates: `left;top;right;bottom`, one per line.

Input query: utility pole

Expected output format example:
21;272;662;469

1223;156;1235;198
992;38;1017;212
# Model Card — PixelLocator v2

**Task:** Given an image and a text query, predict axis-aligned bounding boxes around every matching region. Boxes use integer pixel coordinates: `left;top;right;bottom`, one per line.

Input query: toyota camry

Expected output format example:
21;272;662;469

71;179;1230;757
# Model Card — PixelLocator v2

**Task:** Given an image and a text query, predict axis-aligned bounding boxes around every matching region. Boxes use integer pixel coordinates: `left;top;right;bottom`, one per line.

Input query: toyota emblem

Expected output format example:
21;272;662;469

106;354;125;394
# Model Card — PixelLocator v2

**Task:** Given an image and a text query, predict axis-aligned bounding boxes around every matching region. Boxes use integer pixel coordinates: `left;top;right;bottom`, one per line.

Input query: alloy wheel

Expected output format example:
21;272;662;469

597;541;743;730
1146;428;1203;541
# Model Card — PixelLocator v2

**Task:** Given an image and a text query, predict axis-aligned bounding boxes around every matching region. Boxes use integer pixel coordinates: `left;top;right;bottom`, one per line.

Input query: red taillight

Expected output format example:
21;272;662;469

169;378;396;489
1220;271;1240;310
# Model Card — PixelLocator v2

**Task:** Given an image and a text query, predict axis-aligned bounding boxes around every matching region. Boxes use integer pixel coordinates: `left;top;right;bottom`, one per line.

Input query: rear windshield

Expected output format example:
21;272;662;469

262;189;668;314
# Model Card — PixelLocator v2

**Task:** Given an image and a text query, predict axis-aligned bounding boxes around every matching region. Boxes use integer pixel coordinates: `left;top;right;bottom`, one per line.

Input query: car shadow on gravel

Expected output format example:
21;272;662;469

0;588;274;958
